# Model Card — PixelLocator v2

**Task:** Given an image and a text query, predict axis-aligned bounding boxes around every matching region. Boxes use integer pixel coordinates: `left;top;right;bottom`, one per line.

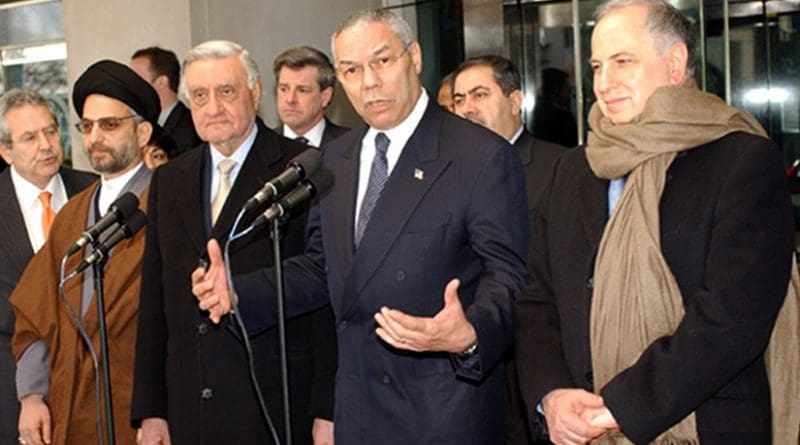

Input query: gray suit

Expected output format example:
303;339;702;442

0;167;96;445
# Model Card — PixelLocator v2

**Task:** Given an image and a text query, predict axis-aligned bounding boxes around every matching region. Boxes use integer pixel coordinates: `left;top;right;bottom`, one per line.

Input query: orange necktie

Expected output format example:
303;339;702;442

39;191;55;240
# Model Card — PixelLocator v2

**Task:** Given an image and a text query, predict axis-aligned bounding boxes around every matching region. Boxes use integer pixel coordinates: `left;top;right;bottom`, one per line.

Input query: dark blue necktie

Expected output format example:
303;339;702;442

295;136;309;145
355;132;390;247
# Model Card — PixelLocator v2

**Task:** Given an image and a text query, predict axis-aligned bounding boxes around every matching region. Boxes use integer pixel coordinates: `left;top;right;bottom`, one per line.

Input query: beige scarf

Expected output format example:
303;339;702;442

586;85;800;444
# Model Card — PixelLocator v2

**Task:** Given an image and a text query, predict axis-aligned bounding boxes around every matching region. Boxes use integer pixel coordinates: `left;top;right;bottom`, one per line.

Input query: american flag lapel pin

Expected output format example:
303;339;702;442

414;168;424;180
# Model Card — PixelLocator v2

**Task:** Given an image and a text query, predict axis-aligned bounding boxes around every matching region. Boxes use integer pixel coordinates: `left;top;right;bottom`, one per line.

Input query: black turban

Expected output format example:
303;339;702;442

72;59;161;130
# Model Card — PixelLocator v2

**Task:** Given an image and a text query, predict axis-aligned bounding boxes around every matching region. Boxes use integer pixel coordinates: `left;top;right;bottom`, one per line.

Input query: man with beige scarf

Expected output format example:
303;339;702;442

515;0;798;444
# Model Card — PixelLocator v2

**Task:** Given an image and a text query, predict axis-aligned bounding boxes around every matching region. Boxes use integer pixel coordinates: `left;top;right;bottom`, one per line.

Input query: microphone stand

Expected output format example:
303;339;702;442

270;218;292;445
92;258;116;445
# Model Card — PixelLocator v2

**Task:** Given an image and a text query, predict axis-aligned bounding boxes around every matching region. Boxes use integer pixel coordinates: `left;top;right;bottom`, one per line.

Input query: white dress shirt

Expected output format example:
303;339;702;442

354;89;429;226
208;122;258;210
9;166;67;252
283;118;326;148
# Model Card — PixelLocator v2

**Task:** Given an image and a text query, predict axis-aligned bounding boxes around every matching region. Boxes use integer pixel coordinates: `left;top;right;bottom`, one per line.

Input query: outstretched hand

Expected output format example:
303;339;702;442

191;239;234;324
374;278;477;353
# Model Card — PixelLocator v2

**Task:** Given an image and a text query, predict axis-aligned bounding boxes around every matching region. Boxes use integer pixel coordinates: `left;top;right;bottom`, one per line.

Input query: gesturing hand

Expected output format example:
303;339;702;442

191;239;234;324
374;279;477;353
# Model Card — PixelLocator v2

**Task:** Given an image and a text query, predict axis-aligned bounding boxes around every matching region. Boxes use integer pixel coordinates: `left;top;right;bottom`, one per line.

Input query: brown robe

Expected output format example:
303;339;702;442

11;182;146;445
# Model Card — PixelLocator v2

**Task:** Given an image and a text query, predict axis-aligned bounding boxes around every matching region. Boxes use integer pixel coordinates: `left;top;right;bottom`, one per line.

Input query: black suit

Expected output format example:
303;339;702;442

275;118;349;148
0;167;96;445
131;119;336;445
505;130;565;445
162;101;201;156
515;133;793;444
237;100;530;444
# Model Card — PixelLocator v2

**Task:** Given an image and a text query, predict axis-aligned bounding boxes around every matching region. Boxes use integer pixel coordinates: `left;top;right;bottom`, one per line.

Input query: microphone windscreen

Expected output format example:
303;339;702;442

307;167;335;195
113;192;140;218
290;149;322;178
124;210;148;236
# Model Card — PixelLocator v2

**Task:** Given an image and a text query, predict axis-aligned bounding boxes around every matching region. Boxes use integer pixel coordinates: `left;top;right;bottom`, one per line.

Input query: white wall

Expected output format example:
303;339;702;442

63;0;379;170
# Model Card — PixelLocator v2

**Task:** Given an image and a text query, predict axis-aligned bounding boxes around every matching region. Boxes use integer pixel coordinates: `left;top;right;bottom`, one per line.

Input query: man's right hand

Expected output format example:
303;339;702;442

191;239;234;324
541;388;607;445
18;394;51;445
137;417;171;445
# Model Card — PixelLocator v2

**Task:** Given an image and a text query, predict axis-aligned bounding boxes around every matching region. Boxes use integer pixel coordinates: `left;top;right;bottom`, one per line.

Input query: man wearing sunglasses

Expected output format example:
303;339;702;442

0;88;96;445
10;60;159;445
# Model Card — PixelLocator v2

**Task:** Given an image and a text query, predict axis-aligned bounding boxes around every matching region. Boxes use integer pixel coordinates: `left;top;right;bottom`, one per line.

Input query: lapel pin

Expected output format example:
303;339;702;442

414;168;424;180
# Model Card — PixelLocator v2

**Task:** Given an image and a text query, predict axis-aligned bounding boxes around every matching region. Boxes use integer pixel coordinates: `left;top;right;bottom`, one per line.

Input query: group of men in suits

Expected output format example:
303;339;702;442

2;1;796;444
193;2;796;445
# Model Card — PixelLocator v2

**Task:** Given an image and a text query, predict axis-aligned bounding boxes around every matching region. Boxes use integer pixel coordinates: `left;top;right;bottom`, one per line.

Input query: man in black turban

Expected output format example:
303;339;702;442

11;59;156;445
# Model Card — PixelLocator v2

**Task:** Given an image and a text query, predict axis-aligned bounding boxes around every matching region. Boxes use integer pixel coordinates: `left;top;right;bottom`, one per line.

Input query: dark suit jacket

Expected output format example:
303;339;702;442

515;132;793;444
275;118;349;148
0;167;96;444
131;119;336;445
163;101;201;157
505;130;565;445
238;101;530;444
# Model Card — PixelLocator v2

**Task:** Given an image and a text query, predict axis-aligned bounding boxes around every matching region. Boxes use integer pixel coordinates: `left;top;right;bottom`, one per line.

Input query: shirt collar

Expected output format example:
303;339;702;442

283;118;326;147
509;125;525;144
209;121;258;168
158;100;179;126
99;161;145;214
9;165;64;210
364;88;428;151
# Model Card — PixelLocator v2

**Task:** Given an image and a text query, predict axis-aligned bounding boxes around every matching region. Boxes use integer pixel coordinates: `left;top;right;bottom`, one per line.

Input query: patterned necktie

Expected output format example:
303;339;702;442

211;159;236;225
355;132;390;247
39;191;55;240
295;136;309;145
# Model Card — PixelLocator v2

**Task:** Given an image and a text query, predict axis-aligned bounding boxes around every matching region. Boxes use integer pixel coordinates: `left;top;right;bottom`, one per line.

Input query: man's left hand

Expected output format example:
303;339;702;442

374;278;477;353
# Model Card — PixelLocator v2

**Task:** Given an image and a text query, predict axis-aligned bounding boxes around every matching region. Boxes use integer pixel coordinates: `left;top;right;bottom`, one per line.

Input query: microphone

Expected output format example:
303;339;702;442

251;168;335;229
74;210;147;274
65;192;140;256
242;149;322;211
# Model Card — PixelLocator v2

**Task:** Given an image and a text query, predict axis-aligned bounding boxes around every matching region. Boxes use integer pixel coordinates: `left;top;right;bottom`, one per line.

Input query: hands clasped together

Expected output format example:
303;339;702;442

541;388;620;445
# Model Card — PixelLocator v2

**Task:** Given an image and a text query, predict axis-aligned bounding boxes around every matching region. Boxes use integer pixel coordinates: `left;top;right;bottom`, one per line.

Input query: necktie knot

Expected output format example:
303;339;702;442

295;136;309;145
375;132;390;156
218;159;235;177
38;191;52;208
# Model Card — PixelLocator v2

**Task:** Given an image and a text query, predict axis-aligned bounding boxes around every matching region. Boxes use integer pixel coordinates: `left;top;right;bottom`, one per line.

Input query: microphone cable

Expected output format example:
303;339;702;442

58;254;105;445
221;209;282;445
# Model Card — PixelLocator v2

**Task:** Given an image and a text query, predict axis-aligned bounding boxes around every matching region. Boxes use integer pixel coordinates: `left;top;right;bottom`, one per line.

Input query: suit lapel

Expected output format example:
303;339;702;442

176;148;209;254
577;154;608;253
326;127;366;287
0;170;34;266
340;104;450;315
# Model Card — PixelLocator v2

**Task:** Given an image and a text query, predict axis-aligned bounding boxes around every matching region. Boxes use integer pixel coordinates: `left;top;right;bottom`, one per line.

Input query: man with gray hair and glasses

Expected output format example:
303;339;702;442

193;8;530;444
273;45;348;150
132;40;336;445
0;88;95;445
515;0;798;443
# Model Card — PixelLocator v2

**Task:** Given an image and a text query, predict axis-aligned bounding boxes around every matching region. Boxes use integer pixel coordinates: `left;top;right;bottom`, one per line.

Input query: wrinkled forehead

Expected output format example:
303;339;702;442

334;21;403;63
184;55;248;88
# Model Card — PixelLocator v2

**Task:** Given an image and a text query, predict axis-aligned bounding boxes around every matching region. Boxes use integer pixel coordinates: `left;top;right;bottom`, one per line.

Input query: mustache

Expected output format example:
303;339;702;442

89;142;114;153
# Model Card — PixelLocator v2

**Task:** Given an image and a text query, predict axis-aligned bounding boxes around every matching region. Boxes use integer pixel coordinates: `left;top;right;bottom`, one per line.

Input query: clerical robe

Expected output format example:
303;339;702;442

11;183;146;445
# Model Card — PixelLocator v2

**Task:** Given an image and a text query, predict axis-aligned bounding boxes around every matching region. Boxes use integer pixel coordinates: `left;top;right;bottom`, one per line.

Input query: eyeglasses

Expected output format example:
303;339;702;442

12;125;60;146
74;115;138;134
336;44;411;83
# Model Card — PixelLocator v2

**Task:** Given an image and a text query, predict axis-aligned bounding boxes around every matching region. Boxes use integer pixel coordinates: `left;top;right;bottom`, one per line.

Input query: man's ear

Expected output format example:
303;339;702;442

0;143;12;165
136;121;154;150
321;86;334;109
666;42;689;85
509;89;523;116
